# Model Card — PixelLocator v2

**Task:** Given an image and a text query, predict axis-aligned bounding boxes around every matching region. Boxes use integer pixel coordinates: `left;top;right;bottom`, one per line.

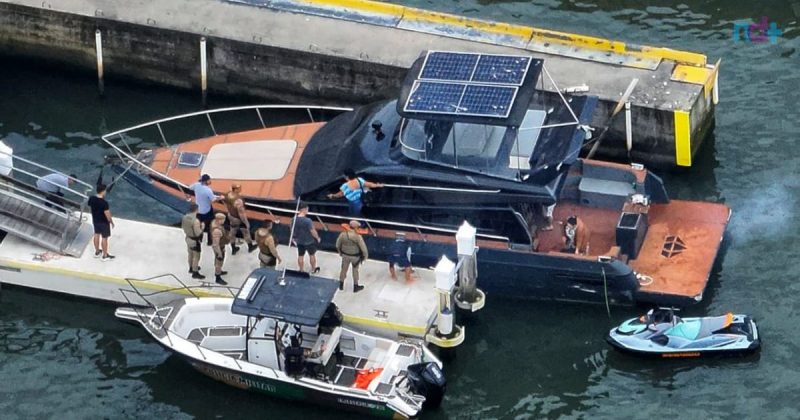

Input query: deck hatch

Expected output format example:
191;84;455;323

177;151;204;167
661;235;686;258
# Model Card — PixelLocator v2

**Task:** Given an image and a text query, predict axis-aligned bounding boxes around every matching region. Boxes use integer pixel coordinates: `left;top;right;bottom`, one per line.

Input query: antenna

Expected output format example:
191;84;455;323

280;197;303;286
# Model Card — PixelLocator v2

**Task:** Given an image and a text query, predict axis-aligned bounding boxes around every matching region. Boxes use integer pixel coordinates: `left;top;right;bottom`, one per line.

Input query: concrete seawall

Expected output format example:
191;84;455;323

0;0;719;168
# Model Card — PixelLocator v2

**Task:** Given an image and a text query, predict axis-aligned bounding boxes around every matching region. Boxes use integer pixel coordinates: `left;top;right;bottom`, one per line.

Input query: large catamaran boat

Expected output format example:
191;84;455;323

102;51;730;306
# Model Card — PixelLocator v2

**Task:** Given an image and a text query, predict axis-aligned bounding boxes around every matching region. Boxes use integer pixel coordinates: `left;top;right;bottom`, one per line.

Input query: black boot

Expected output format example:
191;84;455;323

231;245;240;255
339;281;344;291
247;243;258;253
192;271;206;280
215;275;228;285
353;284;364;293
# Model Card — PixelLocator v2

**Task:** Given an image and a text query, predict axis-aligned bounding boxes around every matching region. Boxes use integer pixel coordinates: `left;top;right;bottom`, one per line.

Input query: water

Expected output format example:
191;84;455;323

1;1;799;418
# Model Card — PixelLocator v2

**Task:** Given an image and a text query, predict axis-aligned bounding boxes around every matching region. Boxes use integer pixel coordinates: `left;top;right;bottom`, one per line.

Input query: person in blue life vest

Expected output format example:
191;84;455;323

326;168;384;217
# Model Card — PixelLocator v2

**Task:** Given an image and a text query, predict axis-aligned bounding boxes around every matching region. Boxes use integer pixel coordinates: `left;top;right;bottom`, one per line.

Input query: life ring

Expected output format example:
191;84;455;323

636;273;654;286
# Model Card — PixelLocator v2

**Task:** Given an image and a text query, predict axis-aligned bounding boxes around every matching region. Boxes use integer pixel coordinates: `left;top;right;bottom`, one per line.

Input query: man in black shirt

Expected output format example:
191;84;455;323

88;184;115;261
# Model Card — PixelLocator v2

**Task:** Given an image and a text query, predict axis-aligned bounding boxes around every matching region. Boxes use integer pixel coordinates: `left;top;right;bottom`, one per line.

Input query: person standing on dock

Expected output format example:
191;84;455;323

255;222;281;268
336;220;368;292
211;212;230;285
88;184;114;261
224;183;257;255
182;203;205;280
326;168;384;217
388;234;412;283
36;172;77;210
188;174;222;246
293;204;320;273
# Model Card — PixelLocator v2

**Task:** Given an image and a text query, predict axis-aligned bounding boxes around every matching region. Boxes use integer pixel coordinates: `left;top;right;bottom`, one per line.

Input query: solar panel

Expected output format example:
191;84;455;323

459;85;517;117
404;81;517;118
178;151;203;167
406;51;532;119
472;55;531;85
419;52;479;82
405;81;465;113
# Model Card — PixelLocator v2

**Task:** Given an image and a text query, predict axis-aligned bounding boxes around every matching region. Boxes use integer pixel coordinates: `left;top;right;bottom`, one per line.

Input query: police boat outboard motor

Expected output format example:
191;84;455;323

406;362;446;408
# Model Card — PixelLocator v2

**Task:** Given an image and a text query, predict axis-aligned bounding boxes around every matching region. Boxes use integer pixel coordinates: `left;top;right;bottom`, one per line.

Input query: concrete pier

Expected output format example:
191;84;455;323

0;0;718;168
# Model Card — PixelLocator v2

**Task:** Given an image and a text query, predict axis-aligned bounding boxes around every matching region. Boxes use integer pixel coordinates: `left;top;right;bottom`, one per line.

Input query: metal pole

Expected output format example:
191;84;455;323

95;29;104;95
200;37;207;105
625;102;633;153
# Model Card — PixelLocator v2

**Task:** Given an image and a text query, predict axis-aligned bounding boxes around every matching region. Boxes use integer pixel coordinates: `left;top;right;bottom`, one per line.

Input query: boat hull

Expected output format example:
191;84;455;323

183;357;404;418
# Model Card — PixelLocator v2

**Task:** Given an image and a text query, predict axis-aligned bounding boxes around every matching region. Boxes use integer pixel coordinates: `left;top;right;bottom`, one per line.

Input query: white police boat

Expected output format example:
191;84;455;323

115;268;446;418
607;308;760;358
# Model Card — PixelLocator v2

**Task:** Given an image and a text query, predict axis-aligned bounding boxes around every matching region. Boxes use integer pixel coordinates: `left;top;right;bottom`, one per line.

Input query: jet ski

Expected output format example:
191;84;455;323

607;308;761;358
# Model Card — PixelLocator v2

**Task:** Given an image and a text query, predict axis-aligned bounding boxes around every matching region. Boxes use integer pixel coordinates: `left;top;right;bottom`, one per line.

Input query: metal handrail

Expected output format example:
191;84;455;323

102;104;352;140
246;201;510;243
0;150;94;191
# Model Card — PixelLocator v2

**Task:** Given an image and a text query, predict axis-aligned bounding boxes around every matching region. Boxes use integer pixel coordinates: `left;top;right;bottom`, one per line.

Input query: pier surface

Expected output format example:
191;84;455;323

0;216;438;339
0;0;717;167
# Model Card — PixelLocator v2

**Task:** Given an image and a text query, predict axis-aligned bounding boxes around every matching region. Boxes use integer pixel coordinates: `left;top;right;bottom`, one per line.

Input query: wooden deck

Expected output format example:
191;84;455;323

149;122;325;200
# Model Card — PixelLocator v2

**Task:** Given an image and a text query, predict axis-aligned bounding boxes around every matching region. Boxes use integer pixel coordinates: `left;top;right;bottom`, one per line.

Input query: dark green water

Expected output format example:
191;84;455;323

2;1;799;418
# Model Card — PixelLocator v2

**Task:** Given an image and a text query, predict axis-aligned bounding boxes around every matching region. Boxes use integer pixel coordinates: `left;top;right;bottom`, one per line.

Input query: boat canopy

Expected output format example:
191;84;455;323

232;268;338;326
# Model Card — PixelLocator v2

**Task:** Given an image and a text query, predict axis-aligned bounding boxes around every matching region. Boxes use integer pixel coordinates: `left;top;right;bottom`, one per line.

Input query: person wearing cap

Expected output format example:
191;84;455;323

255;221;281;268
36;172;77;210
326;168;384;217
224;183;257;254
561;215;590;255
335;220;369;292
182;203;205;280
189;174;222;246
211;212;230;285
293;204;320;273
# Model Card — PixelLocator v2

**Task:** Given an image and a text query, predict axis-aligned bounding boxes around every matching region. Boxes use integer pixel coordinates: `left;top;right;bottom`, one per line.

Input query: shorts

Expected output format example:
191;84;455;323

93;222;111;238
388;253;410;268
297;243;318;256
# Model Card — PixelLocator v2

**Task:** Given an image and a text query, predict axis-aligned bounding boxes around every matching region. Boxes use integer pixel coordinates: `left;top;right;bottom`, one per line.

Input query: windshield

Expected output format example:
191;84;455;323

398;110;547;179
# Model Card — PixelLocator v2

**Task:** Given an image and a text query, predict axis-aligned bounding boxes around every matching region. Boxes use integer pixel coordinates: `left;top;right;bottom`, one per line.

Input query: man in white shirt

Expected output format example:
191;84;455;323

188;174;222;245
36;172;77;209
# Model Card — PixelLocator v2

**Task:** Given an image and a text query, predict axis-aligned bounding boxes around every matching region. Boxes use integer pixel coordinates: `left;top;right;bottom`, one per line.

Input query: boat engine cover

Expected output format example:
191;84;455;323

407;362;446;408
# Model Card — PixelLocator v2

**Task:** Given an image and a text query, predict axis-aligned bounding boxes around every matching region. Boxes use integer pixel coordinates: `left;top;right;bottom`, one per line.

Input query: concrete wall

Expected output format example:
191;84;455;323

0;3;403;104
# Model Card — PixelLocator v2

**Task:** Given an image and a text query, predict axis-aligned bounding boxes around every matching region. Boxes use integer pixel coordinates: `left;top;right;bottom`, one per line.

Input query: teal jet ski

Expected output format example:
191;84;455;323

607;309;760;358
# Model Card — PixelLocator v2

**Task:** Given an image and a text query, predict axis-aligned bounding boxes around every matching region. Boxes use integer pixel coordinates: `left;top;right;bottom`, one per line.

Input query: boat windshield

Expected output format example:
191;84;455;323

398;111;547;179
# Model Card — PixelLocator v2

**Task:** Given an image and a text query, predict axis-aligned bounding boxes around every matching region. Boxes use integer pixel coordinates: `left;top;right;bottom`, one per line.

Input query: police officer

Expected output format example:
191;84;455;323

182;203;205;280
335;220;369;292
211;212;230;285
224;183;257;255
255;221;282;268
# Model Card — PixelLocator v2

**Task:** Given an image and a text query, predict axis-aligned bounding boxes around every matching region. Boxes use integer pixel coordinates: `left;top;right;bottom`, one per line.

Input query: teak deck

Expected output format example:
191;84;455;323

150;123;325;201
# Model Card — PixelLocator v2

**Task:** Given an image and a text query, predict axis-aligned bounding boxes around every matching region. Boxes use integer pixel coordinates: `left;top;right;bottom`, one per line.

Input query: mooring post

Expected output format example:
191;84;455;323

625;102;633;153
200;37;208;105
95;29;104;95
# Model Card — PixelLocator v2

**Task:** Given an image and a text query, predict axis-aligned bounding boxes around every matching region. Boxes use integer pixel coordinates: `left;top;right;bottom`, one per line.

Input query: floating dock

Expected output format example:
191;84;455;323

0;215;452;344
0;0;718;168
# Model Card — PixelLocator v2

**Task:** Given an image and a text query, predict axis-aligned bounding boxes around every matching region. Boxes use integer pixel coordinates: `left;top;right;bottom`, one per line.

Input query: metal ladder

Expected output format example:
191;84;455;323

0;151;95;257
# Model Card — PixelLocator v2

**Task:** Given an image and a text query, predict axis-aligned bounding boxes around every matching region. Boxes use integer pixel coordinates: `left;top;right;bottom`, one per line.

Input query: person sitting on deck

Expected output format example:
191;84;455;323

326;168;384;217
284;335;305;376
561;215;590;255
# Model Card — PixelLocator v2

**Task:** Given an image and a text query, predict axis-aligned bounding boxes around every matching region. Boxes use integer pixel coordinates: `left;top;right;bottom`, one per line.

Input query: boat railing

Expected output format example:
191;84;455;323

100;104;352;165
245;201;510;243
0;149;93;250
119;273;243;355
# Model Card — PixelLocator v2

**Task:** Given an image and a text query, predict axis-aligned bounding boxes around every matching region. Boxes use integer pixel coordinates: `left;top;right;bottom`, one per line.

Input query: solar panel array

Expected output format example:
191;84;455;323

404;51;533;119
